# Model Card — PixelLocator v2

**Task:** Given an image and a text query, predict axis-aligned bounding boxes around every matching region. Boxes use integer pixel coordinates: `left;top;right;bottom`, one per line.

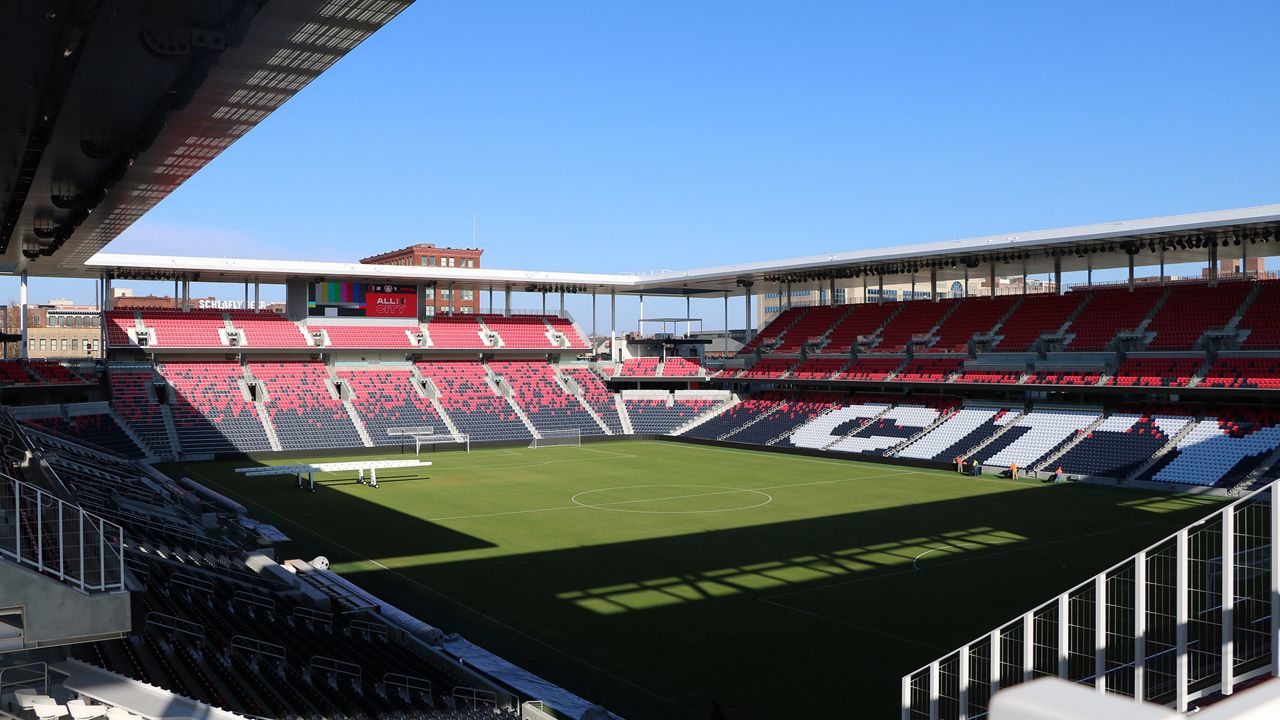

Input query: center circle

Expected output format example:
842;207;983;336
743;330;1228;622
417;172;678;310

570;484;773;514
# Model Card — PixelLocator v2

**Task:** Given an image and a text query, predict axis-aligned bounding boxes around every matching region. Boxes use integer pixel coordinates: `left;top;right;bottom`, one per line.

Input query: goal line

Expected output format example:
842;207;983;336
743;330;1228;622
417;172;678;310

530;429;581;449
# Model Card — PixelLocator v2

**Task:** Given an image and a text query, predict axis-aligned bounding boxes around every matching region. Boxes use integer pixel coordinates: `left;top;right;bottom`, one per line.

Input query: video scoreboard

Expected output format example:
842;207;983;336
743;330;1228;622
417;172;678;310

308;281;417;318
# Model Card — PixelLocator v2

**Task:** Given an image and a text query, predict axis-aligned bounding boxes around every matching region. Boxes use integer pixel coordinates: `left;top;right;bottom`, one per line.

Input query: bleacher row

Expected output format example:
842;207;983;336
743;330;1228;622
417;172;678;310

739;278;1280;356
714;354;1280;388
104;310;589;350
677;392;1280;489
100;360;729;455
0;359;94;386
6;399;529;720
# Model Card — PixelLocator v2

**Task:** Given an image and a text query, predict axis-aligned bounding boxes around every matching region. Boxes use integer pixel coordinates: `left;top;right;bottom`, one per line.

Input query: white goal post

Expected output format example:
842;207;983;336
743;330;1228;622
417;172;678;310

529;429;581;449
387;427;470;455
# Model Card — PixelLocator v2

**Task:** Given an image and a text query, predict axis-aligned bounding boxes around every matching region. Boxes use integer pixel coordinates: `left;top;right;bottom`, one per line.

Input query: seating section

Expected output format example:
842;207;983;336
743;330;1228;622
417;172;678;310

1026;369;1102;386
772;306;844;353
736;358;796;380
683;396;781;440
954;368;1023;384
160;361;272;454
109;368;173;457
1051;414;1190;478
140;310;227;348
1144;281;1251;350
546;316;589;347
1240;281;1280;348
619;357;660;376
338;367;447;445
661;357;704;376
827;404;942;455
929;295;1017;351
872;299;953;352
1109;357;1200;387
993;293;1084;351
721;393;845;445
822;303;899;354
1201;357;1280;389
0;359;92;385
416;361;532;442
1064;286;1163;350
739;307;807;355
562;367;624;433
249;361;363;450
790;358;850;380
785;402;893;450
319;324;419;348
105;310;139;347
894;358;963;383
971;409;1100;468
24;414;146;458
834;357;904;381
490;360;606;437
482;315;557;349
1146;414;1280;487
625;398;718;434
228;310;310;348
423;315;489;348
896;407;1006;461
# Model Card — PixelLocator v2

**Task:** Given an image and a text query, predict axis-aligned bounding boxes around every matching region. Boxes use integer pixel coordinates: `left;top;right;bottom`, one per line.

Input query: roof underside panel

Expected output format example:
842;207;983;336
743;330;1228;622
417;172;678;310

0;0;411;277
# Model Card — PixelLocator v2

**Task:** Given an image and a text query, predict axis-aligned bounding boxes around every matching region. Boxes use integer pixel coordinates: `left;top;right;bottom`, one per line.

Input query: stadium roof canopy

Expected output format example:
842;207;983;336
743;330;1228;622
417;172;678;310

85;203;1280;297
0;0;412;278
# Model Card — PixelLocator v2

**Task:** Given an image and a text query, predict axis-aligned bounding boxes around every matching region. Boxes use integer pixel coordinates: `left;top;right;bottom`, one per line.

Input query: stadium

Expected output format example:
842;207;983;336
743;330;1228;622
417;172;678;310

1;2;1279;720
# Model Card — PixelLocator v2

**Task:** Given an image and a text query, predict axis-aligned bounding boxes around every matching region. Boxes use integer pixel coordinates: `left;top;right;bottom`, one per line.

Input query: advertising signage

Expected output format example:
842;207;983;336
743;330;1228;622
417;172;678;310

308;282;417;318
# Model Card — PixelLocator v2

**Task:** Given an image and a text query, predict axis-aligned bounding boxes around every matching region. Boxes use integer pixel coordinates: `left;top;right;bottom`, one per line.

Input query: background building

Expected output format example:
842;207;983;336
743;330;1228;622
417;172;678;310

361;243;485;314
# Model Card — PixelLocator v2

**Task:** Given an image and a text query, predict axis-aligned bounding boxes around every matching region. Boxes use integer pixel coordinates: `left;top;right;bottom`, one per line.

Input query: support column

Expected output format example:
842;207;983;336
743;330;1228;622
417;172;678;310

989;258;997;297
1021;259;1028;295
963;266;970;298
559;290;565;316
910;272;916;301
686;296;692;336
743;281;753;342
504;286;512;316
1208;241;1219;287
541;291;546;315
1054;257;1063;296
1159;244;1166;284
1087;255;1093;288
174;280;180;309
1242;237;1249;279
104;276;113;311
182;280;190;311
254;282;260;312
877;274;884;304
591;292;597;338
489;286;495;314
785;282;792;310
862;274;868;303
1128;252;1135;291
930;267;938;302
244;282;249;307
829;277;836;307
639;294;645;325
449;283;456;316
723;292;729;357
19;272;28;359
610;290;616;361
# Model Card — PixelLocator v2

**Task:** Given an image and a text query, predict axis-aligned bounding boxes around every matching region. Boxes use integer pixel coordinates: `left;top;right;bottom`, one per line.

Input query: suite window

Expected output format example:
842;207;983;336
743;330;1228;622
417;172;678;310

462;290;474;301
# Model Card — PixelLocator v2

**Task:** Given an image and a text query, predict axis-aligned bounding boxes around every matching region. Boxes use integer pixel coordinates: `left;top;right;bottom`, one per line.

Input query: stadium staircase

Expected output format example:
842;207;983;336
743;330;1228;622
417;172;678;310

241;365;283;451
552;366;614;435
886;404;961;456
158;403;183;459
107;407;159;460
959;408;1027;460
474;315;503;348
485;365;542;440
407;366;466;442
668;394;738;436
1123;418;1200;482
1032;413;1108;471
328;366;374;447
613;394;635;435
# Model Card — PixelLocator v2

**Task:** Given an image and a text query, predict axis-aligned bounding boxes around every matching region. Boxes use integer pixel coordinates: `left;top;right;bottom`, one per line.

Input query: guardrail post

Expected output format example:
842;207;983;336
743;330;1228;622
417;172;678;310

1175;529;1188;712
1095;574;1105;691
1134;551;1146;703
1222;504;1235;695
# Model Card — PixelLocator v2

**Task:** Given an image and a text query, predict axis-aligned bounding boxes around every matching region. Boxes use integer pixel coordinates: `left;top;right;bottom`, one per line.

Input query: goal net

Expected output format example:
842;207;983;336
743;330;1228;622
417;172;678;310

530;429;581;449
387;427;470;455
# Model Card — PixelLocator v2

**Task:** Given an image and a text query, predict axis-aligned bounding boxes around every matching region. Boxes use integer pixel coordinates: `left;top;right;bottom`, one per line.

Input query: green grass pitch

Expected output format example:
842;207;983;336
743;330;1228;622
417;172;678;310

160;440;1222;720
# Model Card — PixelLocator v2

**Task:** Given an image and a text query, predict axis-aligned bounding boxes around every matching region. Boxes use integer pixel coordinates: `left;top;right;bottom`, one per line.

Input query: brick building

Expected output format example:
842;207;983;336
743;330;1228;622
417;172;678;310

361;244;485;314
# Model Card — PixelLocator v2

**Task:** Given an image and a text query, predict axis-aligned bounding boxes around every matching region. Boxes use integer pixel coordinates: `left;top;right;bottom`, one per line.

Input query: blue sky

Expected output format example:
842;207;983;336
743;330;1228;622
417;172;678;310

9;0;1280;328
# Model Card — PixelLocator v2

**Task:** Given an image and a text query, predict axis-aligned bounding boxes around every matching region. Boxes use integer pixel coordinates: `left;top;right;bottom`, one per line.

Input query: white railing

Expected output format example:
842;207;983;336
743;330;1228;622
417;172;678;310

903;479;1279;719
0;473;125;594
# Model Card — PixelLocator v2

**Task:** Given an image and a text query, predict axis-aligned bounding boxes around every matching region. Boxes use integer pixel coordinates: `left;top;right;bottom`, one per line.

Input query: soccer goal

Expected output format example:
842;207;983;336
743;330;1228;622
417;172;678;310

387;427;470;456
529;429;581;449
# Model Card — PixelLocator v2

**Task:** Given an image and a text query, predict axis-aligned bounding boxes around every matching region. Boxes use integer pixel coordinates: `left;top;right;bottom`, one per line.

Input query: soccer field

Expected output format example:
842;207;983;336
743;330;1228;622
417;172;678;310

161;440;1222;719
